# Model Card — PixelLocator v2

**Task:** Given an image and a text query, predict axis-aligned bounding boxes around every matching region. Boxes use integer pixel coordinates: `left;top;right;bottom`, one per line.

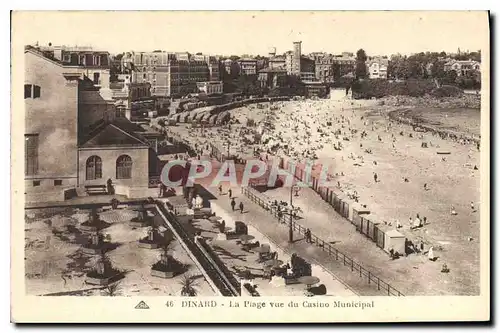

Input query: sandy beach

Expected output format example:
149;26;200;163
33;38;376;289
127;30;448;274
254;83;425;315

168;96;481;295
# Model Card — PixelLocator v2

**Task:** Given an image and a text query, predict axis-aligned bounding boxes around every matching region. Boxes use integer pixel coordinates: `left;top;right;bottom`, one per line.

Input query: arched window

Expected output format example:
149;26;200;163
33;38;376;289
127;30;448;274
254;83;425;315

116;155;132;179
86;156;102;180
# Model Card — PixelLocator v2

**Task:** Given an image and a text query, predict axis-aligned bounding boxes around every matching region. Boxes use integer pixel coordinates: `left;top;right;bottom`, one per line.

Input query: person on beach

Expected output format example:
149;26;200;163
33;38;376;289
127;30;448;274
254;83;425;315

428;247;435;261
231;198;236;211
389;247;395;260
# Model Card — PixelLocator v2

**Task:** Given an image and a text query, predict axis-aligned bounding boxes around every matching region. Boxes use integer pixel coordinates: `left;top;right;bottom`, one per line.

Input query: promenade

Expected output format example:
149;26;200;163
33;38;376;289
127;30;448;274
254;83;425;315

204;185;391;296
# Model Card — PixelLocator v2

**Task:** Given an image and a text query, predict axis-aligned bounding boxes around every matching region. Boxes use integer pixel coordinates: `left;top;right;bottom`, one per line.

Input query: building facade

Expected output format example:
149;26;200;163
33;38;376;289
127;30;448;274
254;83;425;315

196;81;224;95
122;51;170;97
24;49;80;202
444;60;481;76
122;51;220;98
304;82;328;98
268;55;286;70
28;44;112;98
25;47;154;203
237;58;258;75
314;54;335;83
258;68;287;89
332;54;356;78
367;57;389;79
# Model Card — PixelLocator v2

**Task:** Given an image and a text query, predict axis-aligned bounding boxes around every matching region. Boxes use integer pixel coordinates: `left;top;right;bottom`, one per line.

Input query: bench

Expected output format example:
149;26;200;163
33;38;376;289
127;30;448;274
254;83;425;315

85;185;107;195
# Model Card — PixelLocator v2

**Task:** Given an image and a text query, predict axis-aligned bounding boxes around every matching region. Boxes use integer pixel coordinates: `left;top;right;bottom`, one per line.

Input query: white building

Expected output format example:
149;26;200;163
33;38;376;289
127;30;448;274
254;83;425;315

367;57;389;79
196;81;223;95
444;60;481;76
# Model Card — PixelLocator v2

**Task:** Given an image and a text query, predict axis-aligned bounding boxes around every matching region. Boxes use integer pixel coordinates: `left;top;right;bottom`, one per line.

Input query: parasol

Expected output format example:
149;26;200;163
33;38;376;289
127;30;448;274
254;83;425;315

298;276;320;288
253;245;270;254
239;234;255;244
263;259;283;268
208;216;222;222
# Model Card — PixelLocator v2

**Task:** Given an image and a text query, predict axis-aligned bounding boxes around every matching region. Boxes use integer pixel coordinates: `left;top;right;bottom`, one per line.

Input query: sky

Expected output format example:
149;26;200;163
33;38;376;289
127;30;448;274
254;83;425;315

12;11;489;57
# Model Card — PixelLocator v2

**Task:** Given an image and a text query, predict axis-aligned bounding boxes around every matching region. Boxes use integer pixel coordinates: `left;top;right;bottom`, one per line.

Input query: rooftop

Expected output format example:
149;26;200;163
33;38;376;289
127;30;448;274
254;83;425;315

79;118;150;148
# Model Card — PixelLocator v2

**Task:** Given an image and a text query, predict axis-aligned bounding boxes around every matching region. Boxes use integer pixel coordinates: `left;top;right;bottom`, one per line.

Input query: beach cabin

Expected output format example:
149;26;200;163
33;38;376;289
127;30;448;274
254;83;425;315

383;229;406;255
352;202;370;230
364;213;381;242
209;114;218;125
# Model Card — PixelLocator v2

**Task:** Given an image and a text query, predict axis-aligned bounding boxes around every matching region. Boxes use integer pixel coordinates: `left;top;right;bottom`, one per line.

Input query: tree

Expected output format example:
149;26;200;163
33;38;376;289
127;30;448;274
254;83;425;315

233;75;262;97
388;54;409;80
102;282;121;296
285;75;305;96
179;275;199;296
430;60;442;79
355;49;368;79
442;70;458;85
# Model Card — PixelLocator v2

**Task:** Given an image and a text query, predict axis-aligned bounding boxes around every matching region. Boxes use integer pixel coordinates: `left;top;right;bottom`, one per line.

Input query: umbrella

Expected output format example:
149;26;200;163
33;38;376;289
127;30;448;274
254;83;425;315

239;234;255;244
208;216;222;222
263;259;283;268
298;276;320;288
253;246;270;254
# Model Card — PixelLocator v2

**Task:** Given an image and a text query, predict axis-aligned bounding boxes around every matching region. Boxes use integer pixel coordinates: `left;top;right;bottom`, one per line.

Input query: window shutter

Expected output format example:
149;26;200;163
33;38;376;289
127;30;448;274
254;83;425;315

33;85;41;98
24;84;32;99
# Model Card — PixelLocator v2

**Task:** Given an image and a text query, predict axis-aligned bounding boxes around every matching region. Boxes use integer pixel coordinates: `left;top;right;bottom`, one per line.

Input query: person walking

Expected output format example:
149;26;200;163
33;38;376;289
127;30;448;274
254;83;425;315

158;182;163;198
231;198;236;211
228;188;232;198
239;202;244;214
106;178;114;195
218;184;223;195
305;228;312;243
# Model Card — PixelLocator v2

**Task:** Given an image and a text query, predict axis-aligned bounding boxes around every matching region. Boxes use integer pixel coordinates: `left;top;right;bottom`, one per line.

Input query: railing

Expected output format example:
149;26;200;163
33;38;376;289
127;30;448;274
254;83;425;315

241;186;405;297
195;237;241;296
156;203;240;297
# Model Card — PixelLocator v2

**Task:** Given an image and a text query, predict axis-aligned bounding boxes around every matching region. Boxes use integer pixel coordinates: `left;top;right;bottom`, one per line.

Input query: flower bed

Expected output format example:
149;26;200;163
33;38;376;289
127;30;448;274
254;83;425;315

85;268;122;286
150;256;186;279
80;220;111;232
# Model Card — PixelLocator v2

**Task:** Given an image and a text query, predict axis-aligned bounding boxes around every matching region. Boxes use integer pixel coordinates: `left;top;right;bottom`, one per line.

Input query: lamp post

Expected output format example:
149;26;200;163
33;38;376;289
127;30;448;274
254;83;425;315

288;185;300;243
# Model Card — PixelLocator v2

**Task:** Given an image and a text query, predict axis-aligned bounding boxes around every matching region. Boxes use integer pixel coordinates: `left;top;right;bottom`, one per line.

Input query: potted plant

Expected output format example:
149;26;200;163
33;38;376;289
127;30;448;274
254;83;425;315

151;243;186;279
179;274;199;296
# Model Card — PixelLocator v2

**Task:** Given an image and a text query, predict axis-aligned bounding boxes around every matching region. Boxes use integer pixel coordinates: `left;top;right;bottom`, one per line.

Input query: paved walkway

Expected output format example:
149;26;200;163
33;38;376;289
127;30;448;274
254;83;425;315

205;186;391;296
208;202;357;296
260;185;467;296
